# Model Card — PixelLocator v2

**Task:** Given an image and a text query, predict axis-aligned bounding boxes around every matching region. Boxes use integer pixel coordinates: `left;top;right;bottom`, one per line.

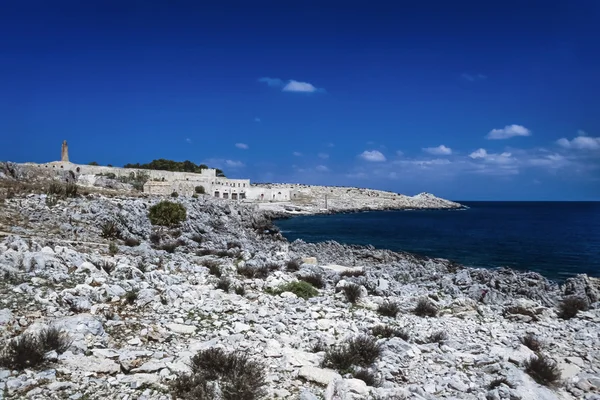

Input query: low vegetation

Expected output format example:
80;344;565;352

339;269;365;278
524;354;561;387
377;301;400;317
413;298;438;317
298;272;325;289
557;296;588;320
124;237;140;247
148;200;187;226
195;185;206;194
426;331;447;343
0;327;72;371
352;368;379;386
216;277;231;292
124;159;225;177
342;283;363;303
286;259;302;272
322;335;382;373
371;325;409;341
237;265;269;279
171;348;265;400
269;281;318;300
520;334;542;352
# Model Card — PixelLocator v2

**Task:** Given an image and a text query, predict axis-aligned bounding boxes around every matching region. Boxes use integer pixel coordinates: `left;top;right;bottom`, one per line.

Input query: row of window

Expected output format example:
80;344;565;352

214;192;246;200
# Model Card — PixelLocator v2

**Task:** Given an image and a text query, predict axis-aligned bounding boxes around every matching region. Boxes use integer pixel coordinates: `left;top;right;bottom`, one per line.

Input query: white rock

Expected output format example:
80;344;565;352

298;366;342;386
60;354;120;375
166;323;196;334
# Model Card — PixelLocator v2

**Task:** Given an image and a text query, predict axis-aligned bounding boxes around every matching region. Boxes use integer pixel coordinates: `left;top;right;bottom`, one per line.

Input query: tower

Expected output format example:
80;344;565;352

61;140;69;162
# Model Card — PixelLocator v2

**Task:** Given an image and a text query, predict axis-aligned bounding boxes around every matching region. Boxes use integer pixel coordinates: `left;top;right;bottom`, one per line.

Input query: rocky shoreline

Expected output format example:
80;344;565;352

0;192;599;400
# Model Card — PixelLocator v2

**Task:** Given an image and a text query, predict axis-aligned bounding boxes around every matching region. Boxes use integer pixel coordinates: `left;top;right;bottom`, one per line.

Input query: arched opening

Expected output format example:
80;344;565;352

76;167;80;173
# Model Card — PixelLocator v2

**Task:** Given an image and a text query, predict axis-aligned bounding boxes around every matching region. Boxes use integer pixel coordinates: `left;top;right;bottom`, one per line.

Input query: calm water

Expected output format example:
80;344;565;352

275;202;600;281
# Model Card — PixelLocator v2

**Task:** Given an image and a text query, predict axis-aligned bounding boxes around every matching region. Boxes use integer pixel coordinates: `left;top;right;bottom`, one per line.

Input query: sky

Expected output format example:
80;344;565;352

1;1;599;201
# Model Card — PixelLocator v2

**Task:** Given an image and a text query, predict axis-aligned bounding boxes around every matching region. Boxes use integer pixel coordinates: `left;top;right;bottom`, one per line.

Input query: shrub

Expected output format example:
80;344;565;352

171;348;266;400
100;221;120;239
227;241;242;250
352;368;379;386
171;191;179;198
309;341;327;353
158;241;181;253
108;242;118;256
378;301;400;318
298;273;325;289
124;289;138;305
237;265;269;279
38;327;72;354
413;298;438;317
47;181;64;196
216;277;231;292
64;183;78;197
371;325;409;341
148;201;187;227
124;237;140;247
195;186;206;194
149;232;162;245
205;261;222;277
557;296;588;320
275;281;319;299
426;331;447;343
265;262;281;272
524;354;561;387
322;335;381;372
99;260;115;274
340;269;364;278
286;259;302;272
190;234;204;244
343;283;362;303
0;333;46;370
521;334;542;352
235;286;246;296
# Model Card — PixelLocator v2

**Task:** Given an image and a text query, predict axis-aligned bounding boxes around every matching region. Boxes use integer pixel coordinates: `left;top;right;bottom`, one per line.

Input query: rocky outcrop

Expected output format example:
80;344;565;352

0;193;598;400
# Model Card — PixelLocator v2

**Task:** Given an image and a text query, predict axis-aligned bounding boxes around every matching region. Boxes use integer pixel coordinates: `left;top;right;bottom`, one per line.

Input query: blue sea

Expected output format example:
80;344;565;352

275;202;600;282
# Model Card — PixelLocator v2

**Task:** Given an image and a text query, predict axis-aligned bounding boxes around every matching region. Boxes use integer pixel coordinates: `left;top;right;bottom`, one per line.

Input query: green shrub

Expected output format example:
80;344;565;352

38;327;72;354
286;259;302;271
100;221;120;239
149;201;187;226
108;242;118;256
343;283;362;303
371;325;409;340
64;183;78;197
524;354;561;386
195;186;206;194
521;334;542;352
413;298;438;317
557;296;588;320
322;335;381;373
216;277;231;292
298;273;325;289
378;301;400;317
171;191;179;198
271;281;318;300
0;333;46;370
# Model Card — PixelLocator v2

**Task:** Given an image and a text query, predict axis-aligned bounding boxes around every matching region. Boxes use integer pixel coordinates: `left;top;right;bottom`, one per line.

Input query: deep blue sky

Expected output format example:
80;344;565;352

2;1;599;200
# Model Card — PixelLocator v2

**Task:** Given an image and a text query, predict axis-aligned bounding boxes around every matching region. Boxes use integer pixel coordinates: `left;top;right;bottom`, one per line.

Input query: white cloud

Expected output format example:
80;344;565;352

225;160;245;168
185;138;192;143
282;80;318;93
326;143;335;148
254;117;261;123
423;145;452;155
235;143;249;150
318;153;329;159
556;131;600;150
359;150;387;162
396;150;404;157
315;165;329;172
461;73;487;82
293;151;303;157
469;148;515;164
258;77;283;87
486;124;531;140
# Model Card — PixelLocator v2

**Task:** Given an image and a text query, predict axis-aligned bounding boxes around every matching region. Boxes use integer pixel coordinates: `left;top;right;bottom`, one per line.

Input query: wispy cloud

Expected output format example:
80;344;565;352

486;124;531;140
396;150;404;157
258;77;284;87
185;138;192;143
318;153;329;159
254;117;261;123
235;143;249;150
423;145;452;155
259;77;324;93
461;73;487;82
315;165;329;172
225;160;245;168
469;148;514;164
293;151;303;157
557;131;600;150
326;143;335;148
359;150;387;162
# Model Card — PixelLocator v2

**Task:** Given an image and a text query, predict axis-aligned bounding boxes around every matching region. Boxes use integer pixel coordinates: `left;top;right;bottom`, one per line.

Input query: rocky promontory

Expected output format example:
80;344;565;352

0;188;598;400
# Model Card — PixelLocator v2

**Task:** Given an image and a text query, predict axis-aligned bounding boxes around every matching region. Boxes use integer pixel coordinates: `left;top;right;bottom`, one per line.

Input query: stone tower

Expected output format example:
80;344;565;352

61;140;69;162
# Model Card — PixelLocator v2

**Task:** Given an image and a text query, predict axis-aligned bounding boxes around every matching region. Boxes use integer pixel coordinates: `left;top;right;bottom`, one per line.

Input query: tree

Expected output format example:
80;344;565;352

88;161;99;166
195;186;206;194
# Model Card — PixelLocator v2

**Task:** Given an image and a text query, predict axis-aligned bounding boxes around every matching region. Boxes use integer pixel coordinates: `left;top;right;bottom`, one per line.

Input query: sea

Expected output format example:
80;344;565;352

275;202;600;282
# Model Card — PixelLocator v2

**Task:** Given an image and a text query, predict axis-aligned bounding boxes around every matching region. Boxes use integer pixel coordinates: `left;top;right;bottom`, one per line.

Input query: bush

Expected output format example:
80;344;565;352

108;242;119;256
488;377;514;390
413;298;438;317
298;273;325;289
309;341;327;353
47;181;64;196
235;286;246;296
195;186;206;194
426;331;447;343
557;296;588;320
99;260;115;274
521;334;542;352
64;183;78;197
149;201;187;227
171;191;179;198
378;301;400;317
190;234;204;244
216;277;231;292
100;221;120;239
157;241;181;253
322;335;381;372
524;354;561;387
227;241;242;250
0;333;46;370
271;281;318;300
286;259;302;272
124;237;140;247
205;261;222;277
343;283;363;303
125;289;138;305
149;232;162;245
38;327;72;354
237;265;269;279
352;368;379;386
371;325;409;341
172;348;266;400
